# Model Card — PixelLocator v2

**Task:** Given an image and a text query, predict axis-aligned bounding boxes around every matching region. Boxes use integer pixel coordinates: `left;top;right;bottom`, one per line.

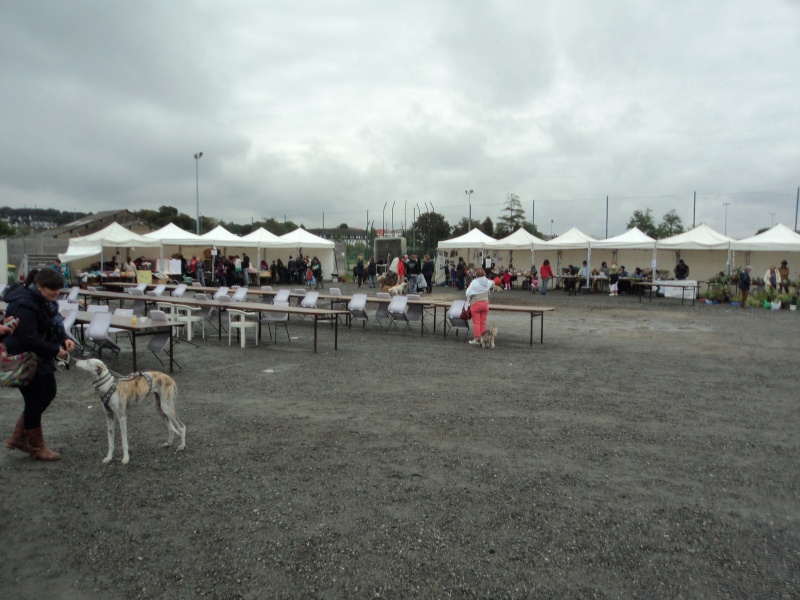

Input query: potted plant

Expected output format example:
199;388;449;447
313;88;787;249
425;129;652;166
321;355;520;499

791;295;798;311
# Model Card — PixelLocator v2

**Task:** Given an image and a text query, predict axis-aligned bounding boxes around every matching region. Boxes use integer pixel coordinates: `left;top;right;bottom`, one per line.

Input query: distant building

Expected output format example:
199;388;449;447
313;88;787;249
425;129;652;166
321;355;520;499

47;209;158;240
307;227;369;244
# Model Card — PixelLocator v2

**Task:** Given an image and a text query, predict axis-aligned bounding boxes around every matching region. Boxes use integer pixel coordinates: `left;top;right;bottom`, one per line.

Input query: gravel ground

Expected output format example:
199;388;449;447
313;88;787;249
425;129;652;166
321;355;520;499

1;284;798;599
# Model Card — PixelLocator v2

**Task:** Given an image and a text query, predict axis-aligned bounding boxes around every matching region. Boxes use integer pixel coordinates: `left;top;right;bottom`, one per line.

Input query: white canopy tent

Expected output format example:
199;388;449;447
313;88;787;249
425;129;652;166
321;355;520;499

436;228;501;283
656;223;734;280
494;228;549;273
539;228;596;275
277;228;336;280
240;227;286;273
590;227;657;276
729;223;800;276
59;222;161;265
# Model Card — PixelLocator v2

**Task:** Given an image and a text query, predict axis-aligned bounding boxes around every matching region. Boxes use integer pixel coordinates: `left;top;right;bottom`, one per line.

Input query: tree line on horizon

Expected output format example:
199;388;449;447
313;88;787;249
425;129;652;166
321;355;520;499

1;198;687;249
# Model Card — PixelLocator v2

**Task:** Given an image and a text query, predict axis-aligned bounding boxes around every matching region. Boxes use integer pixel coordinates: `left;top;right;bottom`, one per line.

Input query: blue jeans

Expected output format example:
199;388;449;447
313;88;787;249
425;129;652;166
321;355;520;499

197;268;205;287
541;277;549;294
369;274;376;288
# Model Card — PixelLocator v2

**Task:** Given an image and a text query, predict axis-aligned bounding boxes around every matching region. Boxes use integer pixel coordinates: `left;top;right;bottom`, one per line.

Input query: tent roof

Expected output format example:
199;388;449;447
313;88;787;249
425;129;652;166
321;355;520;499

240;227;284;246
278;227;335;248
68;222;161;248
591;227;656;249
730;223;800;252
494;228;549;250
143;223;204;245
438;228;500;249
543;227;596;249
657;223;733;250
58;245;104;262
199;225;254;246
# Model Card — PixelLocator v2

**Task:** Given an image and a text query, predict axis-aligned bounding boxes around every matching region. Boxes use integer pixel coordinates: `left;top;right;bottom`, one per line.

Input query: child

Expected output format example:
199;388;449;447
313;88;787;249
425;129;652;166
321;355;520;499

450;265;458;288
502;269;512;290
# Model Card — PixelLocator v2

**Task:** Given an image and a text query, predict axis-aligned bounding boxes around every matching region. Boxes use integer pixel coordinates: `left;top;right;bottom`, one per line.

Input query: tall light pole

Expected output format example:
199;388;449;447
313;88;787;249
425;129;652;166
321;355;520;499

771;212;776;227
465;190;473;230
550;219;554;237
382;202;387;236
392;201;395;235
194;152;203;234
723;202;730;235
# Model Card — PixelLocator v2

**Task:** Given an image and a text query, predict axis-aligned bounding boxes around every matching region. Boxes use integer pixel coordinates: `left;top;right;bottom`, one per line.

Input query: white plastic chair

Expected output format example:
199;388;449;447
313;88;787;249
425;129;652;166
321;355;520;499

375;292;392;327
66;286;80;302
83;311;120;362
156;301;177;320
194;293;219;333
147;310;181;369
174;304;204;341
259;301;290;343
348;293;368;328
227;309;257;348
213;286;230;300
127;283;147;294
293;288;307;306
231;287;249;302
387;295;410;329
406;294;428;332
273;289;290;304
108;308;134;345
127;287;147;315
445;300;471;338
172;283;188;298
147;284;167;297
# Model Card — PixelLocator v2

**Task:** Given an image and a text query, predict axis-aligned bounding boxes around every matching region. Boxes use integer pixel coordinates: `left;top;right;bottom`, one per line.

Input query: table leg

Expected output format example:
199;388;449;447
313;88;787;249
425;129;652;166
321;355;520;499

540;312;544;344
314;316;318;353
334;314;339;350
529;313;534;346
131;331;138;371
168;327;174;373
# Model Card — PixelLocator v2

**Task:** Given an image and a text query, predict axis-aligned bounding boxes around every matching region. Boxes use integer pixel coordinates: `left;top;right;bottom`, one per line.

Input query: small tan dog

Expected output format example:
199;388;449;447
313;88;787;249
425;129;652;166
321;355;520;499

479;325;498;349
73;357;186;464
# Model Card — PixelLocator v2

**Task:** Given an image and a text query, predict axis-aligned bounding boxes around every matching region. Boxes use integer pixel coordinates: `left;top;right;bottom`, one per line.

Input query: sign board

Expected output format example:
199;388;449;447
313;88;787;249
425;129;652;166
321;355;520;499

136;270;152;284
655;279;697;300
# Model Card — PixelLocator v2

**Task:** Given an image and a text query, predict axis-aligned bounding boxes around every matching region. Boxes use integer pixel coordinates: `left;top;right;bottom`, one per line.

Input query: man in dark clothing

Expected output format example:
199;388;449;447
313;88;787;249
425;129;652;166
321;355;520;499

242;253;251;286
421;255;435;294
406;254;420;293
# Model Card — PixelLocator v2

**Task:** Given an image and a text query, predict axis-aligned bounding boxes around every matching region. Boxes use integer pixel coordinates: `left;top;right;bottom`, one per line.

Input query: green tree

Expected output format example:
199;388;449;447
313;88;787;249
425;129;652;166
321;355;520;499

407;212;450;255
480;217;494;237
338;223;349;229
450;217;470;238
626;209;658;237
656;210;685;238
0;220;16;236
496;193;526;237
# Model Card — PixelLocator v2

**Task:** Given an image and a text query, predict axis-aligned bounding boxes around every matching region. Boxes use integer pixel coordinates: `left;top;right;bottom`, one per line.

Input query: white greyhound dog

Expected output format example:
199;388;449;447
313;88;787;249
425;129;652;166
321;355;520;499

73;357;186;464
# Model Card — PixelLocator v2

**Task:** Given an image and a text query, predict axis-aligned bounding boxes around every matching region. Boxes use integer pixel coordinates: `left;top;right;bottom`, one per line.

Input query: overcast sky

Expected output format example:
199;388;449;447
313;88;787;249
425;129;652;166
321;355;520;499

1;1;798;238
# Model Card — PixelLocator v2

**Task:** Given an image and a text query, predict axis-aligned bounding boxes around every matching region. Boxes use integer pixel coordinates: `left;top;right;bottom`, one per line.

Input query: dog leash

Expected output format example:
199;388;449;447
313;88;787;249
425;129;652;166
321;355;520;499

97;371;154;410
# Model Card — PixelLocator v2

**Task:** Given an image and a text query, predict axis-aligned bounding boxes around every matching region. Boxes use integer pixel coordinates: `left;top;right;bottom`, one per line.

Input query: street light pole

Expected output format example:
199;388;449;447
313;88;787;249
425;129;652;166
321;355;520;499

723;202;730;235
194;152;203;234
392;201;395;235
382;202;387;236
465;190;473;230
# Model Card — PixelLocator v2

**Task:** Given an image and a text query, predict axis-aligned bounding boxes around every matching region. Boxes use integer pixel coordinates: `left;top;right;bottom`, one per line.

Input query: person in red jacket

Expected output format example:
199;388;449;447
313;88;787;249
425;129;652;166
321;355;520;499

540;259;554;295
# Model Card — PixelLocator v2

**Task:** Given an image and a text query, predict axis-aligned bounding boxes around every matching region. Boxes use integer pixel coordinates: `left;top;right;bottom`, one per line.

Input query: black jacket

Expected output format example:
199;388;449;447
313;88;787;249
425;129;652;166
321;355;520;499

4;284;66;376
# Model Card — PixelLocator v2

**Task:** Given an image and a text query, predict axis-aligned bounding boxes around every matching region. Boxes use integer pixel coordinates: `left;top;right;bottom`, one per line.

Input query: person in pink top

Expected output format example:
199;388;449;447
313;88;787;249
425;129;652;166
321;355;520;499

539;259;554;295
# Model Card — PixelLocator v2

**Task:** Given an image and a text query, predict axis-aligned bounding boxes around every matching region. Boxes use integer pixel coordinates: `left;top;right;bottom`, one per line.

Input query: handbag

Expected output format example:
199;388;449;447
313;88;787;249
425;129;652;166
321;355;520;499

0;343;39;388
460;303;472;320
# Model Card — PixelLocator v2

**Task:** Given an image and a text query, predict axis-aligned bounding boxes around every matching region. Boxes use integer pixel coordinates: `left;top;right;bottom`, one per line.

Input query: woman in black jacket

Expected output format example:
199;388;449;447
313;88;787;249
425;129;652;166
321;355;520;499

4;269;74;461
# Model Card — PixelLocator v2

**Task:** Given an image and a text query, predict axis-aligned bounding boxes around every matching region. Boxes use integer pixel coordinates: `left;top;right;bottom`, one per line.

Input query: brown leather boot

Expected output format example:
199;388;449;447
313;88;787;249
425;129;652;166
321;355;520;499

25;427;61;461
5;414;32;454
